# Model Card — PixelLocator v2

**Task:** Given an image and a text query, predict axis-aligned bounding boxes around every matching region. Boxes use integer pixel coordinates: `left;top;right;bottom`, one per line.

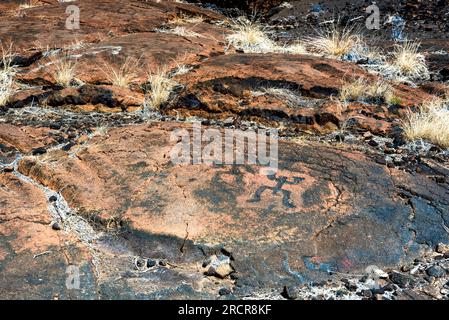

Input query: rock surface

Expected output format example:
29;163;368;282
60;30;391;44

1;0;449;300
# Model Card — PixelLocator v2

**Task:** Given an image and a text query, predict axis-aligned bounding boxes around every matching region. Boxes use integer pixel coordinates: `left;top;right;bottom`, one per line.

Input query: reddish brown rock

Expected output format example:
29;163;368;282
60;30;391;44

166;53;432;134
15;122;449;293
0;124;56;154
0;0;225;60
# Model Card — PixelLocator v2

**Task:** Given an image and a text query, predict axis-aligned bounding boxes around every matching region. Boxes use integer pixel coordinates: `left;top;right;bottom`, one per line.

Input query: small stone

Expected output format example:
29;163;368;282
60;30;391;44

51;221;61;231
3;165;14;173
363;131;373;139
134;258;146;270
146;259;156;268
401;265;411;272
426;265;445;278
390;271;415;288
218;288;231;296
49;195;58;202
204;255;233;279
158;260;167;267
281;285;297;300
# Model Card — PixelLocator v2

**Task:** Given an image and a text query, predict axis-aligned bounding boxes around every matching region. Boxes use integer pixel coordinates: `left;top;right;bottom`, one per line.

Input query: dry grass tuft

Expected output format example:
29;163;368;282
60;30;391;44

339;78;395;104
227;17;276;53
403;98;449;149
19;0;42;9
50;54;77;87
167;12;204;25
157;26;201;38
146;68;177;110
226;17;307;54
0;46;16;107
252;87;302;107
305;24;364;59
389;41;429;81
100;57;140;88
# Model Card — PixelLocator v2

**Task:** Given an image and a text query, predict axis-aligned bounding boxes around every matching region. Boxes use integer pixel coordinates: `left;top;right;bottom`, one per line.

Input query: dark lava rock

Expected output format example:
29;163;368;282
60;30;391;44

62;142;76;151
426;266;445;278
32;147;46;155
51;221;61;231
146;259;157;268
390;271;415;288
368;140;379;147
158;260;167;267
49;195;58;202
281;285;298;300
219;288;232;296
3;165;14;173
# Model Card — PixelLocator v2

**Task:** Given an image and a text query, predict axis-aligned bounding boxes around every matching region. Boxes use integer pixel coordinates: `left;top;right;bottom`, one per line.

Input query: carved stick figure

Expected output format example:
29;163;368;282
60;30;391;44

249;174;305;208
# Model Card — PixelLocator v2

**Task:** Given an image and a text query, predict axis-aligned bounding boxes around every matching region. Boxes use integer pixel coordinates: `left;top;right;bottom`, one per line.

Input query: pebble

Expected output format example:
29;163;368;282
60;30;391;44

49;195;58;202
158;260;167;267
51;221;61;231
146;259;156;268
134;257;146;270
204;255;233;279
218;288;232;296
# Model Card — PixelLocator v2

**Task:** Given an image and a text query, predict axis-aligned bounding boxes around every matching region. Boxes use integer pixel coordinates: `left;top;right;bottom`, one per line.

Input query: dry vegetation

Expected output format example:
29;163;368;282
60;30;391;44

157;26;202;38
252;87;303;107
304;24;365;59
0;46;16;107
50;53;77;87
387;41;429;81
403;98;449;149
146;67;177;110
339;78;396;104
226;17;306;54
167;12;204;25
100;57;140;88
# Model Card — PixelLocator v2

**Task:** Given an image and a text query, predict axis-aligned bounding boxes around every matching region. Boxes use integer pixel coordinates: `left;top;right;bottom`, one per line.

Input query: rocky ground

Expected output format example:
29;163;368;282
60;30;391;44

0;0;449;300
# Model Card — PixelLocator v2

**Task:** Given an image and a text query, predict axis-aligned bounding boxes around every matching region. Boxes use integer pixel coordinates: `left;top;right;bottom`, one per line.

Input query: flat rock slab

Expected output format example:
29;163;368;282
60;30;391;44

0;0;224;58
169;53;432;133
15;122;449;295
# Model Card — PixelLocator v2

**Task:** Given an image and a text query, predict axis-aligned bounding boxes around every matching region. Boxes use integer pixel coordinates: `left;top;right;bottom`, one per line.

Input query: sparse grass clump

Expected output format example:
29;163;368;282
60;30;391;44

146;68;177;110
157;26;201;38
305;24;364;59
0;46;16;107
100;57;140;88
339;78;395;104
226;17;307;54
168;12;204;25
403;98;449;149
252;87;302;107
50;54;77;87
19;0;42;9
227;17;276;53
390;41;429;81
